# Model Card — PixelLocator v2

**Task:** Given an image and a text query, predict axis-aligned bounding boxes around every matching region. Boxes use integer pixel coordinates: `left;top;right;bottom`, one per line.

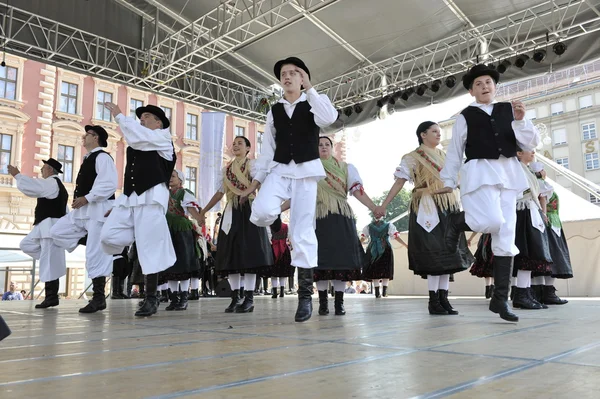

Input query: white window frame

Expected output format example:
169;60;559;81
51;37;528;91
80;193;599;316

185;166;198;195
125;87;149;121
0;106;29;187
185;113;199;141
551;102;564;116
0;54;26;109
585;152;600;171
555;157;569;170
55;69;85;122
157;96;178;139
582;122;597;141
525;108;537;120
579;94;593;109
552;128;567;146
56;144;76;183
183;103;202;146
91;78;120;129
235;126;246;137
590;192;600;204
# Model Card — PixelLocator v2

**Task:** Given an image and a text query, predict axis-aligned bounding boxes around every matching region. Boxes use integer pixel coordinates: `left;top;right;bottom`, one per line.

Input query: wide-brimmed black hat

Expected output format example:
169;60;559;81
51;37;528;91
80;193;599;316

42;158;63;174
84;125;109;147
462;64;500;90
273;57;311;80
135;105;170;129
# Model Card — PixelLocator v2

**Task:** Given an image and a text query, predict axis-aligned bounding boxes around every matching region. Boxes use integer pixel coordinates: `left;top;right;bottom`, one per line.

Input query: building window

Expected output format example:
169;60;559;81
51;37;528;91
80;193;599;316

552;128;567;146
582;123;597;141
525;109;537;120
57;144;74;183
186;113;198;140
0;66;18;100
59;82;78;114
585;152;600;171
579;95;593;109
235;126;245;137
550;102;564;116
257;131;264;154
0;133;12;174
555;157;569;169
130;98;143;119
590;192;600;205
96;90;113;121
185;166;197;195
160;106;172;123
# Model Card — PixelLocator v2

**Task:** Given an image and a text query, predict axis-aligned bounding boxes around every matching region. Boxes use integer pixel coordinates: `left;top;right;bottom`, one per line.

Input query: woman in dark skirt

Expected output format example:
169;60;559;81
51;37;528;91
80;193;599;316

511;149;553;310
199;136;273;313
314;137;377;316
160;169;204;311
469;233;495;298
376;122;473;315
268;216;294;299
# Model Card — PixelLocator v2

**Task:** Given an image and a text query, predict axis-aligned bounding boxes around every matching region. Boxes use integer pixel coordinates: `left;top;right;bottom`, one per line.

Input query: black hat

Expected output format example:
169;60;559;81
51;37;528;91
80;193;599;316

84;125;109;147
135;105;170;129
42;158;63;174
462;64;500;90
273;57;311;80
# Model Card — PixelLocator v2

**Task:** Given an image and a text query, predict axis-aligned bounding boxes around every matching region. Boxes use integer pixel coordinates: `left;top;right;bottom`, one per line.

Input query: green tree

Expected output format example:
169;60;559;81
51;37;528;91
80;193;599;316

369;189;411;232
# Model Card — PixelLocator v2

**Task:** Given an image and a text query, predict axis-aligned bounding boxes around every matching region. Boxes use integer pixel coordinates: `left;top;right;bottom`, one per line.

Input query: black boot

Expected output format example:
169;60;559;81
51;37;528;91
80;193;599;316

111;276;122;299
438;289;458;315
189;289;200;300
334;291;346;316
489;257;519;322
513;287;543;309
526;287;547;309
510;285;516;301
225;289;242;313
485;285;492;299
175;291;188;310
445;211;471;252
330;285;335;297
318;290;329;315
279;286;284;298
375;286;381;298
165;290;180;311
263;277;270;295
542;285;568;305
135;273;159;317
382;286;388;298
160;289;170;303
428;291;448;315
271;287;278;299
79;277;107;313
35;279;59;308
236;290;254;313
295;268;313;322
531;285;544;303
118;277;129;298
126;279;133;298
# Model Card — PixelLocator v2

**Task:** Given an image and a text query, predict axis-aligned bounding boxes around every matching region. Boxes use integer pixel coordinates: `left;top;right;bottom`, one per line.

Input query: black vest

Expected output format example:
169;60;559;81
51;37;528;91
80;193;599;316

462;102;518;162
123;145;176;196
34;176;68;225
74;150;116;200
272;101;320;164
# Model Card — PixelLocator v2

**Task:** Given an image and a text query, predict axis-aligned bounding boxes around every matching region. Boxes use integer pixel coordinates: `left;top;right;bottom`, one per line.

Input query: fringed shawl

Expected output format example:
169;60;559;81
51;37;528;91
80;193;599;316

316;156;354;219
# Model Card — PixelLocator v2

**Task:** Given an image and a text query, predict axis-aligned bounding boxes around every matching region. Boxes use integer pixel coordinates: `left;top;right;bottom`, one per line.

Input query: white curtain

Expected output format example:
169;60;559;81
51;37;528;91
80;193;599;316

199;112;226;211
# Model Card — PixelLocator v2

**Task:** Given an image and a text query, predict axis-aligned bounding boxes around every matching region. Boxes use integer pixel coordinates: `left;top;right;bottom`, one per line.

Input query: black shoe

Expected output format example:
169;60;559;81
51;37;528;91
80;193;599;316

189;289;200;300
165;290;180;311
526;287;547;309
271;287;278;299
175;291;188;310
79;277;107;313
485;285;492;299
318;290;329;315
159;289;170;303
542;285;568;305
513;287;543;309
135;295;159;317
295;268;313;322
531;285;544;303
35;280;60;309
488;257;519;322
236;291;255;313
428;291;448;315
334;291;346;316
279;286;284;298
225;289;242;313
445;211;471;252
438;289;458;315
382;286;388;298
375;286;381;298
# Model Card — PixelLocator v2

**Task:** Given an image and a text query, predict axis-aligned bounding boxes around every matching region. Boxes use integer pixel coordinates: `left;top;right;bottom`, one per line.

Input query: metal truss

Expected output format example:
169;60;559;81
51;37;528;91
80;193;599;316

315;0;600;107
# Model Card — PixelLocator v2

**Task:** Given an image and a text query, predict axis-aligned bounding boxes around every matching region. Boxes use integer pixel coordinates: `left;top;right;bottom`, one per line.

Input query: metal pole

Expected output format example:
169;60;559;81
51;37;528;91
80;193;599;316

30;259;36;301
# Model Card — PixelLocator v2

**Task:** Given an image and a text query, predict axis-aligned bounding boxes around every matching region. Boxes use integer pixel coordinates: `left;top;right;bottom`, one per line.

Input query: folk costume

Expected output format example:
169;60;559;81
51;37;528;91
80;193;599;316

361;220;397;298
268;216;294;299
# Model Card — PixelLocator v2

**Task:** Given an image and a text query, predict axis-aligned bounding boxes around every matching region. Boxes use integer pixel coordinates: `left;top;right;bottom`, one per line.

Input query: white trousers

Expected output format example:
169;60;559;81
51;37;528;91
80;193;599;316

50;214;113;279
461;185;519;257
100;204;176;275
250;174;318;269
20;235;66;282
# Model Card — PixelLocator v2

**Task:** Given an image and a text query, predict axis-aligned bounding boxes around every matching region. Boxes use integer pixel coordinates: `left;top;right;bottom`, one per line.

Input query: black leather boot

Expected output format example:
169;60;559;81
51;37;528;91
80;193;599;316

374;286;381;298
485;285;492;299
135;273;159;317
428;291;448;315
126;279;133;298
35;279;59;309
189;289;200;300
160;289;170;303
382;286;388;297
542;285;568;305
489;257;519;322
271;287;278;299
334;291;346;316
295;268;313;322
225;289;242;313
513;287;543;309
445;211;471;252
527;287;547;309
111;276;122;299
236;290;255;313
118;277;129;298
79;277;107;313
531;285;544;303
35;280;59;309
279;286;284;298
318;290;329;315
165;290;180;311
263;277;270;295
175;291;188;310
438;289;458;315
510;285;516;301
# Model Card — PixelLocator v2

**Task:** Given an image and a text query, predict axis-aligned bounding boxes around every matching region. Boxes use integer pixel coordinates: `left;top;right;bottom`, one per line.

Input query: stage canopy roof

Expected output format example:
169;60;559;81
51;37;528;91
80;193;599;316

2;0;600;124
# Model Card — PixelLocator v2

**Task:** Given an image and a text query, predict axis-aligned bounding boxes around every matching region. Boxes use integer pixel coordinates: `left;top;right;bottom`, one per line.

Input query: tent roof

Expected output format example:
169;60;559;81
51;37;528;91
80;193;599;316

5;0;600;122
548;178;600;222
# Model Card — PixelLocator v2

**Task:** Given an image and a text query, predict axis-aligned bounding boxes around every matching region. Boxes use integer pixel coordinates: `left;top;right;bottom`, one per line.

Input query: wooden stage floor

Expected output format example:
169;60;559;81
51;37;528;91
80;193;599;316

1;295;599;398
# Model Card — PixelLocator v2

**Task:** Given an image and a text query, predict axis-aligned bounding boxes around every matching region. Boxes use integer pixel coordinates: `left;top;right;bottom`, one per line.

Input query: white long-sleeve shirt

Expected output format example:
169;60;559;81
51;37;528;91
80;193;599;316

440;101;540;195
71;147;118;221
113;113;174;211
254;88;338;183
15;174;65;237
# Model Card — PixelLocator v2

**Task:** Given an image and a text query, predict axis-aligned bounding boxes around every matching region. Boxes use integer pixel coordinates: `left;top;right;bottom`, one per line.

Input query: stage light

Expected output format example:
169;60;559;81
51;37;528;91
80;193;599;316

532;49;546;63
515;54;530;69
401;87;414;101
430;79;442;93
353;104;363;114
388;96;396;106
445;76;456;88
497;60;512;74
343;106;353;117
487;63;497;70
416;83;428;96
553;42;567;55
